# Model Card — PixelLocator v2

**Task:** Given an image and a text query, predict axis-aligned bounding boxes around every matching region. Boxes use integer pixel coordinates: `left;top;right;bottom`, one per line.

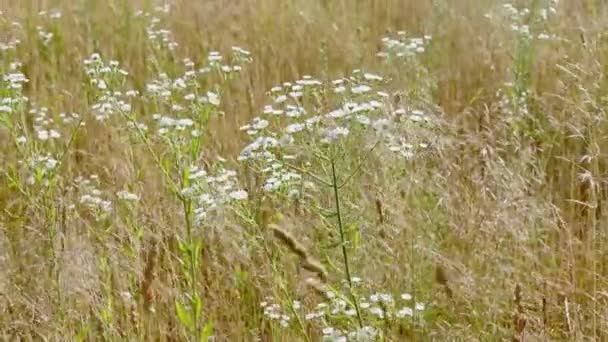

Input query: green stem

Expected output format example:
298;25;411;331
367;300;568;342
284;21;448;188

330;158;363;329
180;195;200;340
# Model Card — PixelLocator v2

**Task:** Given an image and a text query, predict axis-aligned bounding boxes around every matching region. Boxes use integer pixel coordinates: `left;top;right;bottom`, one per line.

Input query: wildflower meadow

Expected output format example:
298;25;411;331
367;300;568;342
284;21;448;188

1;0;607;340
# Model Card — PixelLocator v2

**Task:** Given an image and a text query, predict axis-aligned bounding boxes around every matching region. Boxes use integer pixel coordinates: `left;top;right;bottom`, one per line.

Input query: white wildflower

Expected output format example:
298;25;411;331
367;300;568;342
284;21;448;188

117;190;139;201
401;293;412;301
351;84;372;94
207;91;220;106
363;73;383;81
396;307;413;318
229;190;248;200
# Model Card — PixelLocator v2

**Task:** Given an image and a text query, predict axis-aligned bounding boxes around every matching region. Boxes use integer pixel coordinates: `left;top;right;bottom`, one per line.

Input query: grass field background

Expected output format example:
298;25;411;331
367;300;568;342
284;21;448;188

1;0;607;340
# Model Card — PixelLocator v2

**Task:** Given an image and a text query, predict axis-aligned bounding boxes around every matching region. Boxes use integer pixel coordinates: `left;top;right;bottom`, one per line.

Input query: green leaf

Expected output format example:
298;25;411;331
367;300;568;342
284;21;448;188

175;300;194;330
190;137;201;160
182;168;191;188
320;210;338;218
199;321;214;342
193;293;203;322
352;227;360;249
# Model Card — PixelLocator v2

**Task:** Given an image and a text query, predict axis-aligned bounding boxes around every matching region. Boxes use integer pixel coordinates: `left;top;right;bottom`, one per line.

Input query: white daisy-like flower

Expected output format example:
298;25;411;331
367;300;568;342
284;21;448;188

207;91;220;106
117;190;139;201
363;73;383;81
229;190;248;200
351;84;372;94
396;307;413;318
286;123;305;134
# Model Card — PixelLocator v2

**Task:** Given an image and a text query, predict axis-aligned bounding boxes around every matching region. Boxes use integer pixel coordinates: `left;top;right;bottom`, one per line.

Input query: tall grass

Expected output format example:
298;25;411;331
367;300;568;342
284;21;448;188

1;0;607;340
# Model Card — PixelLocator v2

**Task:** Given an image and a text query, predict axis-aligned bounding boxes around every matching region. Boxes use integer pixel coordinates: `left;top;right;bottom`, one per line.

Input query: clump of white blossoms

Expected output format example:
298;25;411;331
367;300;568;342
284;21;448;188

83;53;133;121
116;190;140;202
238;69;435;197
21;153;59;186
1;61;29;93
1;61;83;190
31;10;62;46
83;45;253;232
377;32;432;59
134;4;178;51
485;0;560;40
140;48;251;142
259;281;428;341
0;61;29;127
29;105;62;141
75;175;113;218
260;298;293;328
180;165;248;225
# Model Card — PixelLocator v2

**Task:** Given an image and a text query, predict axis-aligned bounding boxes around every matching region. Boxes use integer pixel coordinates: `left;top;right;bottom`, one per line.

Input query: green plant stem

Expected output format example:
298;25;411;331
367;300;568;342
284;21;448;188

330;158;363;329
180;192;202;341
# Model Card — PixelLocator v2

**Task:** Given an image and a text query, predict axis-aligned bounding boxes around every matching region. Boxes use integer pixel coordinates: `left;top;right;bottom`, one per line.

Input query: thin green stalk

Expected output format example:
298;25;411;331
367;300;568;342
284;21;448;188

181;196;197;287
330;158;363;329
179;180;203;341
281;286;312;342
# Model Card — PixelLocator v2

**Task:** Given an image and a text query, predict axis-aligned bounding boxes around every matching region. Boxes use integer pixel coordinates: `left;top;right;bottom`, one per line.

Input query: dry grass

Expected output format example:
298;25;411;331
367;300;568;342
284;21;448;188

1;0;607;340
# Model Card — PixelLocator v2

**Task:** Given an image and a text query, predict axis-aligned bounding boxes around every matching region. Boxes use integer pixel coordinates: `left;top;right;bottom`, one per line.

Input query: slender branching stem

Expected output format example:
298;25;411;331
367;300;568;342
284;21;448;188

330;158;363;328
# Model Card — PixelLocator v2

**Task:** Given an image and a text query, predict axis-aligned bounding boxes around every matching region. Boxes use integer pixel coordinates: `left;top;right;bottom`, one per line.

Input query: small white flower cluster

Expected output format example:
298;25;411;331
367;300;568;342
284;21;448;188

84;53;129;84
181;166;248;224
142;49;251;139
322;326;347;342
59;111;82;124
146;72;189;99
36;26;53;45
33;10;62;45
496;83;530;118
29;105;62;141
260;299;292;327
313;286;427;321
230;46;253;65
0;62;29;117
502;3;532;36
145;69;219;137
238;69;434;195
207;48;252;74
322;326;378;342
377;32;432;59
487;1;560;41
348;326;379;342
260;161;302;192
2;70;29;90
116;190;139;202
136;5;179;51
260;281;427;340
259;288;387;341
239;70;385;160
90;92;133;121
146;71;220;107
23;153;59;186
83;53;134;121
363;291;426;320
76;175;113;217
37;9;62;20
153;113;195;135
